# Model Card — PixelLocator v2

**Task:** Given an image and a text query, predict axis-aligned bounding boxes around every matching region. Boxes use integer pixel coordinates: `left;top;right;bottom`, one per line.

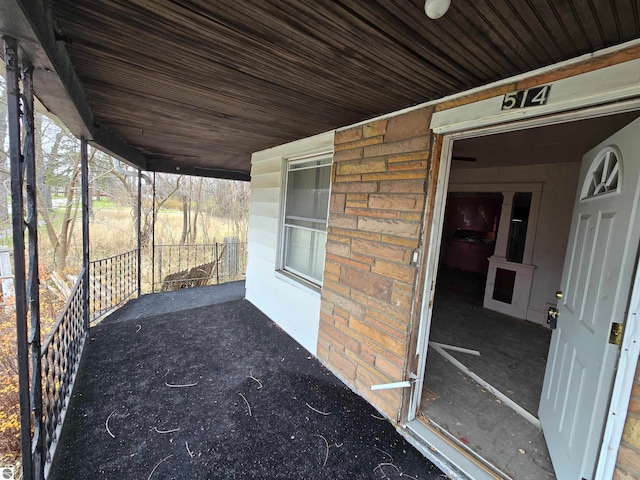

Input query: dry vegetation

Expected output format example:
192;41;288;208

89;208;239;257
0;200;247;468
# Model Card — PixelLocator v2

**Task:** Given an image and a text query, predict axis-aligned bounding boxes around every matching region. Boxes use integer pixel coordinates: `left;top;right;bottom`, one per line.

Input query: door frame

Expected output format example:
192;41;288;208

404;94;640;479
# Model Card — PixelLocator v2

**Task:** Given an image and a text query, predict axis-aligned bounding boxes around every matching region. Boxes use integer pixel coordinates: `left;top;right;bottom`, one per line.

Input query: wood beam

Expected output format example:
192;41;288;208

147;159;251;181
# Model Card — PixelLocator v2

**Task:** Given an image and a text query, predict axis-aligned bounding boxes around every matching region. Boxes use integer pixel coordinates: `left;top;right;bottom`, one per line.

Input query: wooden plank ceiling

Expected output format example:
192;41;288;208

51;0;640;178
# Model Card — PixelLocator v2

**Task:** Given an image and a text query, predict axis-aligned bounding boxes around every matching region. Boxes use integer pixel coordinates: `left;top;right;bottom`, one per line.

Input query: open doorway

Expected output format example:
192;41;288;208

438;191;503;306
414;110;640;479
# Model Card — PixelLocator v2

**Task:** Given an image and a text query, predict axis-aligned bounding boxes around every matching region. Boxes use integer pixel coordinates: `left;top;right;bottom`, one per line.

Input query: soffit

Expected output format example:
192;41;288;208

46;0;640;176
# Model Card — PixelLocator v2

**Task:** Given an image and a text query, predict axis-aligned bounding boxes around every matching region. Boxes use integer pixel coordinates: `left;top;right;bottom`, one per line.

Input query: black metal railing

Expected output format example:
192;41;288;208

154;240;247;291
41;271;86;473
89;249;139;324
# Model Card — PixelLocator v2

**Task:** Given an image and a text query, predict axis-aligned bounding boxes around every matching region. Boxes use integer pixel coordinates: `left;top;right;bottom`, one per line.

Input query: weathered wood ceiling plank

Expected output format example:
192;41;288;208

523;0;578;59
550;1;609;53
592;0;623;42
612;0;639;41
377;1;491;83
465;0;545;69
46;0;640;177
430;4;523;76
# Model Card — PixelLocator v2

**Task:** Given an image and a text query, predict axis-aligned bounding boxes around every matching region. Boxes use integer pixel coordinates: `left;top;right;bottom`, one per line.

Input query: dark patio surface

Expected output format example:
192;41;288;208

49;282;444;479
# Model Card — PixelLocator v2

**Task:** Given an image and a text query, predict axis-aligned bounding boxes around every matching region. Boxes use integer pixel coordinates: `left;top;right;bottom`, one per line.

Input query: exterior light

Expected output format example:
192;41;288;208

424;0;451;19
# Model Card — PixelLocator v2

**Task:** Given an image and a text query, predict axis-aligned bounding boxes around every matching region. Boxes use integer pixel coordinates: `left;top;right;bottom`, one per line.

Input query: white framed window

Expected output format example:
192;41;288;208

279;154;332;287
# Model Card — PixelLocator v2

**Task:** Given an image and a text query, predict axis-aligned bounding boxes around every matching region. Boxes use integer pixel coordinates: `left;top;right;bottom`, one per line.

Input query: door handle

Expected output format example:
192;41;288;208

547;306;559;329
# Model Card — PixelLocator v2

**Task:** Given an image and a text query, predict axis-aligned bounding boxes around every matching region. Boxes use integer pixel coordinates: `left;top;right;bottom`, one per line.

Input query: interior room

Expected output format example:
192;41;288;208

417;110;640;479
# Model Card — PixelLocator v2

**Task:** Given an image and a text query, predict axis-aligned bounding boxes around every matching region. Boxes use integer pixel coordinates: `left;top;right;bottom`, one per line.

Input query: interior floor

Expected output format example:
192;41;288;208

419;267;554;479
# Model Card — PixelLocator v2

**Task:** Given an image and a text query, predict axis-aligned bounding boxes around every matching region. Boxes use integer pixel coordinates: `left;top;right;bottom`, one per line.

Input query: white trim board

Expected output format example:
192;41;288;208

595;247;640;480
431;59;640;136
403;420;503;480
431;58;640;134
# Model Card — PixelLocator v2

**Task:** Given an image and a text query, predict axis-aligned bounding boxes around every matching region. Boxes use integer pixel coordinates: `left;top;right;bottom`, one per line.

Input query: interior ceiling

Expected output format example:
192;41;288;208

451;111;640;169
49;0;640;177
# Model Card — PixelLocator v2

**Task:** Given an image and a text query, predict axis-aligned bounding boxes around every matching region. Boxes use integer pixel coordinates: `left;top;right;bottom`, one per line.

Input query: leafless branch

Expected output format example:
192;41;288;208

374;462;399;479
373;461;418;480
306;402;331;416
373;446;393;462
316;434;329;467
153;427;180;434
185;441;195;458
147;455;173;480
239;392;252;416
105;409;117;438
248;372;263;389
165;382;198;388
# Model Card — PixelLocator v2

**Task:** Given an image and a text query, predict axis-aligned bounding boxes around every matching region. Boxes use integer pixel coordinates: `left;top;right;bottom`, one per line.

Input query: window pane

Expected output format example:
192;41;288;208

284;226;327;283
506;192;532;263
285;163;331;222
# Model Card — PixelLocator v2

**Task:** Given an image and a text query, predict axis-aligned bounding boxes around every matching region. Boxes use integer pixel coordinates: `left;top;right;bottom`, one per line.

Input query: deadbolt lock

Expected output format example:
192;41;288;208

547;306;559;329
556;291;564;300
609;323;624;346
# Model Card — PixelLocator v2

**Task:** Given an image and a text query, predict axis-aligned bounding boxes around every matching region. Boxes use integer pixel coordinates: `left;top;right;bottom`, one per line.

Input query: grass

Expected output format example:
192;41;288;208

91;198;125;210
0;200;246;292
81;206;244;293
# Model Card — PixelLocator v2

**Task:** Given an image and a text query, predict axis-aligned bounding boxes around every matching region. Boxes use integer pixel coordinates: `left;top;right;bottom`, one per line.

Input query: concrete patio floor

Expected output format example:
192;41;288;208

49;282;445;479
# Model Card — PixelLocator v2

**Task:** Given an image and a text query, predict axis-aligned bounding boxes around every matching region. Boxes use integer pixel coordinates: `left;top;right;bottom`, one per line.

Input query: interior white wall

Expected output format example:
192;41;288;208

245;131;334;354
448;162;581;325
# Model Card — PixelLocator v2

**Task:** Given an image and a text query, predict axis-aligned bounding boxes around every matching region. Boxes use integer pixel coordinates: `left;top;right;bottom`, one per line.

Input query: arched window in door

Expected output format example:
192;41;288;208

580;146;622;201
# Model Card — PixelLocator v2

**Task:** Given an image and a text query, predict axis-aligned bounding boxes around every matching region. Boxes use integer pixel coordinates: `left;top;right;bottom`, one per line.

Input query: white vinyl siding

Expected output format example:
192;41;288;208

245;131;334;354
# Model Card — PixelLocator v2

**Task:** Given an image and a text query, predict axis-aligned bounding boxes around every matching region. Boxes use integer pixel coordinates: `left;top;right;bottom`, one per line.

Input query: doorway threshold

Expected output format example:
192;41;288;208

402;417;509;480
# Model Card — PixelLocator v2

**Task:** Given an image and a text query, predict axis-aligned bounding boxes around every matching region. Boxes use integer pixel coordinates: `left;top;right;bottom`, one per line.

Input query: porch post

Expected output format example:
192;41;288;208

137;169;142;295
23;57;45;480
4;35;33;480
81;138;90;329
151;172;156;291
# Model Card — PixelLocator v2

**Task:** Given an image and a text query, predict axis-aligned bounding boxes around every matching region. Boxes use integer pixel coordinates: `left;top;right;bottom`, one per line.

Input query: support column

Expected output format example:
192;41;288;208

137;169;142;295
493;191;515;259
151;172;156;291
4;35;34;480
23;60;44;480
81;138;90;330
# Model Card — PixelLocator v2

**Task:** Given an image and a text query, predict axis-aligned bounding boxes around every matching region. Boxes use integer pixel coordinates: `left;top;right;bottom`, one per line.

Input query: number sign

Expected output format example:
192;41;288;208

502;85;551;110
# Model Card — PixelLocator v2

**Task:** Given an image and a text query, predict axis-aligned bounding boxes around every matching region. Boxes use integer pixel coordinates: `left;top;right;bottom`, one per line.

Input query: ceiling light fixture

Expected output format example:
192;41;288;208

424;0;451;19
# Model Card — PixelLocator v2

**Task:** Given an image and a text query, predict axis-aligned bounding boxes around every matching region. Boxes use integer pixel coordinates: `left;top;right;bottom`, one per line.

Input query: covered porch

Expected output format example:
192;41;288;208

2;1;640;479
48;281;442;479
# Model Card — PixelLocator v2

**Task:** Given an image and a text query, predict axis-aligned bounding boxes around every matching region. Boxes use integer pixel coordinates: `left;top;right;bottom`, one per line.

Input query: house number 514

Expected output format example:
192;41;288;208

502;84;552;110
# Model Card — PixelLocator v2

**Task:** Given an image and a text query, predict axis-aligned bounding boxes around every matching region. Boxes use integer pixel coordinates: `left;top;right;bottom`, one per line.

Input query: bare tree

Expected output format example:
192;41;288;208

178;176;205;244
212;179;250;241
38;148;96;271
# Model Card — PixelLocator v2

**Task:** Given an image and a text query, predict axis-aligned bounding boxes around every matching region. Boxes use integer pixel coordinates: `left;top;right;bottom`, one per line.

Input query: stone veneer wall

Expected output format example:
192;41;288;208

315;45;640;474
317;107;433;420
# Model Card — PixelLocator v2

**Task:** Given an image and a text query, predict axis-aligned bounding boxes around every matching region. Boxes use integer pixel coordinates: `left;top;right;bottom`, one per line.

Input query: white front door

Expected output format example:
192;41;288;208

539;116;640;480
